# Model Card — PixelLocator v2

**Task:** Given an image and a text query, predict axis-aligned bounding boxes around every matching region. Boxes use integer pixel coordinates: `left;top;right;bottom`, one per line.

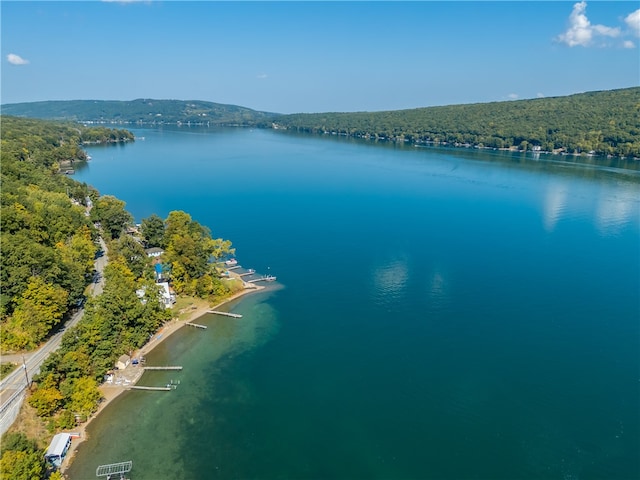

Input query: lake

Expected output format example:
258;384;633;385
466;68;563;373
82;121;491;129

67;126;639;479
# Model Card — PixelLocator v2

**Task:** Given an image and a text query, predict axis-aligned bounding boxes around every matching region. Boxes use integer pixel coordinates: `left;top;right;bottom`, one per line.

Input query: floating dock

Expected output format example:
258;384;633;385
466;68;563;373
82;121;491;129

186;322;207;329
208;310;242;318
128;385;171;391
143;366;183;371
252;275;277;283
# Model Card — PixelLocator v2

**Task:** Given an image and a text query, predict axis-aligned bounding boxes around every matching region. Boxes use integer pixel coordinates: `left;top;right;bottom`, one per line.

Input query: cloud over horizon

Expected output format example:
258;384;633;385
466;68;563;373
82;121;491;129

625;9;640;37
555;1;635;48
7;53;29;65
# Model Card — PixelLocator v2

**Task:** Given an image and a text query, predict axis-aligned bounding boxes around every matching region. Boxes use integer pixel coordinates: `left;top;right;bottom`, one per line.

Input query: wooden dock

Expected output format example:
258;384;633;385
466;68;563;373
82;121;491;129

186;322;207;329
208;310;242;318
128;385;171;391
238;271;255;277
252;276;277;283
143;366;183;371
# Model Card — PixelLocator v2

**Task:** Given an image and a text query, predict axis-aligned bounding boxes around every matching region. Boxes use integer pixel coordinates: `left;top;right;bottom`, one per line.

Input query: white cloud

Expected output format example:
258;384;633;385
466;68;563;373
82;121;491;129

507;93;519;100
625;9;640;37
7;53;29;65
257;73;268;79
623;40;636;49
536;92;545;98
556;1;621;47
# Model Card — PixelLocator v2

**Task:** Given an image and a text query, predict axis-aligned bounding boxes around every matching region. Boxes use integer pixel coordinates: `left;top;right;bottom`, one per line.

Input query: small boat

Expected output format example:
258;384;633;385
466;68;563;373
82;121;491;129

225;259;238;266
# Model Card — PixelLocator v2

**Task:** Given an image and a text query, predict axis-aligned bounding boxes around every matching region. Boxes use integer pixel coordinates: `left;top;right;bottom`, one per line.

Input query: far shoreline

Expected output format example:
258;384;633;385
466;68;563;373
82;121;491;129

60;282;265;475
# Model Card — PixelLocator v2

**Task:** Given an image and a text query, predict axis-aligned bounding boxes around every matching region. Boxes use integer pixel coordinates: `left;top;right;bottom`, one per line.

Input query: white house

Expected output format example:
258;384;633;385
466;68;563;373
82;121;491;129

45;433;72;467
145;247;164;258
157;282;176;308
116;354;130;370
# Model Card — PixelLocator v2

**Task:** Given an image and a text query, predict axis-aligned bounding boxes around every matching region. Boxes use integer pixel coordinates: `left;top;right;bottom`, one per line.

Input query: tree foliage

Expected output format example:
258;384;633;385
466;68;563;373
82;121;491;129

0;117;103;350
1;99;275;126
91;195;133;240
3;276;68;350
163;211;234;296
140;213;165;248
274;87;640;158
0;449;44;480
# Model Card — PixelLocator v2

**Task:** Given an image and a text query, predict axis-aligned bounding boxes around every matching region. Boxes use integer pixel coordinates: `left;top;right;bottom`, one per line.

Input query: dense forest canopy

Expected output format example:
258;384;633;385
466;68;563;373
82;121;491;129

2;88;639;158
274;87;640;158
1;117;104;332
1;99;275;126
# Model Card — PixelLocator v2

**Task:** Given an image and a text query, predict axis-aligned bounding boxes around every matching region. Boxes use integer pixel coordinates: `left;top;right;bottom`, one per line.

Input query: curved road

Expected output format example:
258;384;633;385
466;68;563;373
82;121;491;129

0;237;107;434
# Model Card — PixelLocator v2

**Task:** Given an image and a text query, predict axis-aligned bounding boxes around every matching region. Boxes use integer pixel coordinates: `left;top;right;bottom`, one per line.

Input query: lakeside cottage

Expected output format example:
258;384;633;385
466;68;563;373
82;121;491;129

45;433;72;467
116;355;130;370
157;281;176;308
145;247;164;258
136;282;176;308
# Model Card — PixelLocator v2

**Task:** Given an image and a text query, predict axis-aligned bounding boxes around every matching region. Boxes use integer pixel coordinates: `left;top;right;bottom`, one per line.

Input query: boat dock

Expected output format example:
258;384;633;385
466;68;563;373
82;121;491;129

208;310;242;318
186;322;207;329
143;366;183;371
128;385;172;391
252;275;277;283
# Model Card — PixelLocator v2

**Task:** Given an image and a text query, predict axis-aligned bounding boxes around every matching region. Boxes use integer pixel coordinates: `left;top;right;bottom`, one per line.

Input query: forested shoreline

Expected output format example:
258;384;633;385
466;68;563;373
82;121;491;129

0;117;238;479
273;87;640;158
2;87;639;159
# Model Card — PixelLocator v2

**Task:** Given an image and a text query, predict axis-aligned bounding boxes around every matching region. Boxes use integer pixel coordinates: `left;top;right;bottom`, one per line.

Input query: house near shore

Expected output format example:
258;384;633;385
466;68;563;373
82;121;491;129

145;247;164;258
116;354;130;370
135;281;175;308
157;281;176;308
45;433;72;467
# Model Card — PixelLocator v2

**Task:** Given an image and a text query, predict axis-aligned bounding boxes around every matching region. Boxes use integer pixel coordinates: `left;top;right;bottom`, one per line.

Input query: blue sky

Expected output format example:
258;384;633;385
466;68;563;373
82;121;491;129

2;1;639;113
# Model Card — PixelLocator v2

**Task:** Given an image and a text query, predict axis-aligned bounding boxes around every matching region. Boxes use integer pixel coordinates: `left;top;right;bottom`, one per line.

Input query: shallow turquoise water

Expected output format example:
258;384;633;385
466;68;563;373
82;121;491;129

68;127;639;479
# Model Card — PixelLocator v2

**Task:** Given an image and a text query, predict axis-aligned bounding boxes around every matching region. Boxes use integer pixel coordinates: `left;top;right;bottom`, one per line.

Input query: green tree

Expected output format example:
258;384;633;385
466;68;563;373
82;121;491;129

5;276;68;350
0;449;44;480
0;433;39;457
91;195;132;240
67;376;102;417
28;384;64;417
110;234;148;279
141;213;165;248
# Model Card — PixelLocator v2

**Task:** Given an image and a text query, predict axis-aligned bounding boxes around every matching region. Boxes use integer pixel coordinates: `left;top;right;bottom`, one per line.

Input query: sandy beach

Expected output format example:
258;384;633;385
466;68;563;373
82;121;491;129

60;282;263;474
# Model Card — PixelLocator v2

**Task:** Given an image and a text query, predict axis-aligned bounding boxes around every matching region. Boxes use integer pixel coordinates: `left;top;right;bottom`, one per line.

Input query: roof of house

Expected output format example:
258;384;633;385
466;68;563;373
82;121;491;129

45;433;71;459
117;354;130;363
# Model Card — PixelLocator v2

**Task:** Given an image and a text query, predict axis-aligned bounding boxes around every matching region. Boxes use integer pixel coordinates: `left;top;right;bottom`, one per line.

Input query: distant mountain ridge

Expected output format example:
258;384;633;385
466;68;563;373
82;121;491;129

0;98;276;126
2;87;639;157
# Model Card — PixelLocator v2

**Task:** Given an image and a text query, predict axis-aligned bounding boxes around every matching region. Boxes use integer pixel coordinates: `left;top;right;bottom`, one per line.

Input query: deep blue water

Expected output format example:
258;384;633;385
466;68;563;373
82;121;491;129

68;127;639;480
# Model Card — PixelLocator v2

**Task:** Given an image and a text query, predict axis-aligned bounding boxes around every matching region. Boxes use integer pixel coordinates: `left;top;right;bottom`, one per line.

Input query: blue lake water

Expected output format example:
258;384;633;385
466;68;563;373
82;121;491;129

68;127;639;479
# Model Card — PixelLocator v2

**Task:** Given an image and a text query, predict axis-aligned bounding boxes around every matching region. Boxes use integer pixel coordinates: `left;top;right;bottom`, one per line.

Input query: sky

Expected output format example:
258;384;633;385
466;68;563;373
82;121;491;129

1;1;639;114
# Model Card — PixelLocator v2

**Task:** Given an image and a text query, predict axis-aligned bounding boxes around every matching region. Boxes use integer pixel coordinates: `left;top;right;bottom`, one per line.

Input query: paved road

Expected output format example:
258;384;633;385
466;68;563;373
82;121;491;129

0;237;108;434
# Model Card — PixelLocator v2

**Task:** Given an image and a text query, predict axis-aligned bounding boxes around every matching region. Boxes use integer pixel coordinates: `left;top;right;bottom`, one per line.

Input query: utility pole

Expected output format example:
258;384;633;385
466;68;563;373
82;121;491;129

21;354;30;389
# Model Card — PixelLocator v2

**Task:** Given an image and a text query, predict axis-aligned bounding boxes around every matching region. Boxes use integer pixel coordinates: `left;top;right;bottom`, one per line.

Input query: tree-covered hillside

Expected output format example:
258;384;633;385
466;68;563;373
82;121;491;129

274;87;640;158
3;87;638;157
0;117;121;349
1;99;275;126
